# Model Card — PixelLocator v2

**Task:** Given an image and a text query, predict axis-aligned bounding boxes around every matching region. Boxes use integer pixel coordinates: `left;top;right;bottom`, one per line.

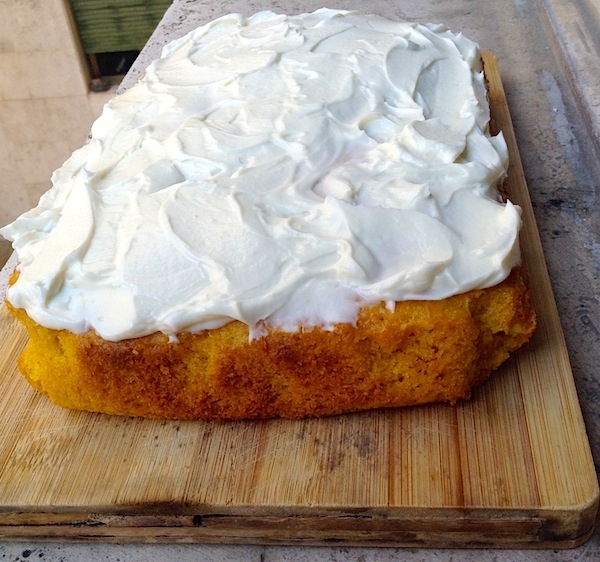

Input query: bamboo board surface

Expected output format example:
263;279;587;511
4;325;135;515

0;53;597;548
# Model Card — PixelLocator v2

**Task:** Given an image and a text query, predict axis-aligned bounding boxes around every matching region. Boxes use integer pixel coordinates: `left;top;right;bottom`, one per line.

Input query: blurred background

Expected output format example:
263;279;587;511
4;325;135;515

0;0;171;228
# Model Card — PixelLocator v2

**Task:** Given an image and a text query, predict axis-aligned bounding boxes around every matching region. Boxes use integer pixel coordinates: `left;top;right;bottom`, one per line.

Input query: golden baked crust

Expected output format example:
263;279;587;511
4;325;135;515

6;266;536;420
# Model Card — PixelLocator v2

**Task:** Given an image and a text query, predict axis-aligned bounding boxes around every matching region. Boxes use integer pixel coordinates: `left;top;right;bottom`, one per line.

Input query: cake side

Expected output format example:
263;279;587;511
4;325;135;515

7;266;535;420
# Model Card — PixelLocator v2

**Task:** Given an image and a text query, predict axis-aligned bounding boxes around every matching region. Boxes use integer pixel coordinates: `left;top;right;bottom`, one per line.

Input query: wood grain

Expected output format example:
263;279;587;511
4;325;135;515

0;52;597;548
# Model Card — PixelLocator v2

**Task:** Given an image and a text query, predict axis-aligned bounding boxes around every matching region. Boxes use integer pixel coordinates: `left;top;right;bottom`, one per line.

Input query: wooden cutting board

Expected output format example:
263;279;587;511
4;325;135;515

0;53;597;548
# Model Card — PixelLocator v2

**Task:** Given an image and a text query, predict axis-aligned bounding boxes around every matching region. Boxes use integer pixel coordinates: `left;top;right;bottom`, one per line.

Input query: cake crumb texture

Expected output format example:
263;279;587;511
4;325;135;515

7;266;536;420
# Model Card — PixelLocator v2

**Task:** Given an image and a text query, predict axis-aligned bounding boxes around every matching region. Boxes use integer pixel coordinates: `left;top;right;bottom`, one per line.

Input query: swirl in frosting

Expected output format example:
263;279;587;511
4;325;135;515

1;9;521;341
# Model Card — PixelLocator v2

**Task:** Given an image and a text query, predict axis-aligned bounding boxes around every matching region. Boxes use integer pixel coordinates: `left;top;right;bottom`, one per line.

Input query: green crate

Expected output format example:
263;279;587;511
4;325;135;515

69;0;172;54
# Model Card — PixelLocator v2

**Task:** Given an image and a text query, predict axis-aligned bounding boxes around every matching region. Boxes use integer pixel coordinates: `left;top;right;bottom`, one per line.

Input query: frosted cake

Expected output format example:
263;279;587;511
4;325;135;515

1;9;536;419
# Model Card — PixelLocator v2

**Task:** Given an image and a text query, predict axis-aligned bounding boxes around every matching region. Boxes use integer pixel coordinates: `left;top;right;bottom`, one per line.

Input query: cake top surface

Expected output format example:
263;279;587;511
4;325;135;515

1;8;521;341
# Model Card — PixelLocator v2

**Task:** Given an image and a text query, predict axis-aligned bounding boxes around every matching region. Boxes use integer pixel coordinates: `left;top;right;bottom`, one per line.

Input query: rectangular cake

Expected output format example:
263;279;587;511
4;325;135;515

1;9;536;420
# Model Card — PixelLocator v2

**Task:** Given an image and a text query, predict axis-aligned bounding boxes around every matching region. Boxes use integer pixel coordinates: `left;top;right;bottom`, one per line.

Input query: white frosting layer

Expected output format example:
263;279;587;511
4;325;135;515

1;9;521;341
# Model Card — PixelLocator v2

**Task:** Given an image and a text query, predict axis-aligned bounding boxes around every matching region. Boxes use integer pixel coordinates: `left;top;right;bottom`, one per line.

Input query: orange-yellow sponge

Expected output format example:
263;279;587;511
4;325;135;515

6;266;536;420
